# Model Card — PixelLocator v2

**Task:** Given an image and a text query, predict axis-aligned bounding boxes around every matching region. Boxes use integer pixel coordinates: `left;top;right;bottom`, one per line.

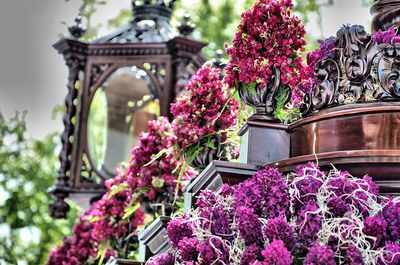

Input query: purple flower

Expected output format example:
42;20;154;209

240;244;263;265
234;167;290;219
197;237;229;265
377;242;400;265
382;199;400;242
345;245;365;265
147;253;175;265
178;237;199;262
372;28;398;45
167;218;193;248
292;163;324;213
304;245;336;265
296;201;322;246
234;206;263;245
236;206;263;245
363;216;388;248
198;206;233;240
306;37;337;67
263;216;295;249
327;196;350;217
196;190;217;208
261;239;293;265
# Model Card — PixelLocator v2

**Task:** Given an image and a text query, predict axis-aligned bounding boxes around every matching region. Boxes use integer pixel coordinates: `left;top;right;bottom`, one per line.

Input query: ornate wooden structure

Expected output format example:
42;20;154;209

49;0;206;218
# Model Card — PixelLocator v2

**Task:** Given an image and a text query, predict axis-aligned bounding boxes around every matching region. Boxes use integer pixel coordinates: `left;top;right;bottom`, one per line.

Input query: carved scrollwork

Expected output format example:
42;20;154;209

301;24;400;116
375;43;400;99
89;63;113;88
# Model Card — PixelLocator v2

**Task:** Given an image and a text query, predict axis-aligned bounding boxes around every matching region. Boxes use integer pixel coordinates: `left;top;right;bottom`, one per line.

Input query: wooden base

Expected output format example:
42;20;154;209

183;161;257;210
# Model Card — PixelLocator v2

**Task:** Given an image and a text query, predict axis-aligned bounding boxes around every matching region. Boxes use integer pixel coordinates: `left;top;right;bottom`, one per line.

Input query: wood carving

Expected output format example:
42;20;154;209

302;24;400;116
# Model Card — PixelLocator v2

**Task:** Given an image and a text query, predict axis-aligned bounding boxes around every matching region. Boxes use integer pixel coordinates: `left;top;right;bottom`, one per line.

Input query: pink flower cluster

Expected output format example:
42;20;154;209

171;66;239;150
225;0;311;101
149;163;400;264
47;118;195;265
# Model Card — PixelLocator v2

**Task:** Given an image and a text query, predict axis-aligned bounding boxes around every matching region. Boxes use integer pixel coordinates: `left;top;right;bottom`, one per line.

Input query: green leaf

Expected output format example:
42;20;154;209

97;240;108;265
122;203;140;220
144;148;170;166
107;183;128;200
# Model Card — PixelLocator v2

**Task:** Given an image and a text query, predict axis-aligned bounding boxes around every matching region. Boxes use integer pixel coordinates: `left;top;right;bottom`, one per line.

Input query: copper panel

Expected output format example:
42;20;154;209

291;111;400;157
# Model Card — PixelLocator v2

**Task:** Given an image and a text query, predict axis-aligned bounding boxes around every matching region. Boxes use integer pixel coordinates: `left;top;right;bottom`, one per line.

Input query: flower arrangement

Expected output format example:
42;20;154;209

148;163;400;265
225;0;311;107
47;118;195;265
170;64;239;167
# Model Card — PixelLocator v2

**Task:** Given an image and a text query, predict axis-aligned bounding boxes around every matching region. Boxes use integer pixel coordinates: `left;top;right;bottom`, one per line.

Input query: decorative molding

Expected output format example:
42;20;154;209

301;24;400;116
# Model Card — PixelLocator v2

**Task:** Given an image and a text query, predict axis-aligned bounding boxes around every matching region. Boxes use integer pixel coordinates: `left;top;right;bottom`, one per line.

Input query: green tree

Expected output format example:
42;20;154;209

0;112;79;265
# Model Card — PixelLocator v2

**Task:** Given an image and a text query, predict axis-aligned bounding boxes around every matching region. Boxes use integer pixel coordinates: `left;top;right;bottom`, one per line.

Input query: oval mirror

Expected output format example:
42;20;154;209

87;66;160;178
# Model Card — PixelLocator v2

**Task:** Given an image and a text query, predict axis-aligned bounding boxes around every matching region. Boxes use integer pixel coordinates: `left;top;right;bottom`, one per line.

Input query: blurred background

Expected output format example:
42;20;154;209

0;0;373;264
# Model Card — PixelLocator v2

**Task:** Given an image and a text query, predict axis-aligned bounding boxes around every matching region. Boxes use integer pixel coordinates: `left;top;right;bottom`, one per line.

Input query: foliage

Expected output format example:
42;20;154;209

149;163;400;265
0;112;79;265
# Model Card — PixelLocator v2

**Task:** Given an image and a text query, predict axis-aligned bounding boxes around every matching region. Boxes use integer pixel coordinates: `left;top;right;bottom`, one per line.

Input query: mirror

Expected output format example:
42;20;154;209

88;66;160;177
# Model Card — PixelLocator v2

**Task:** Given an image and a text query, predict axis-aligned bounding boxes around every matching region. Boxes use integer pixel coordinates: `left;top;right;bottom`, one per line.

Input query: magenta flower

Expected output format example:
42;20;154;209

304;245;336;265
171;66;239;150
261;239;293;265
225;0;311;102
167;218;194;248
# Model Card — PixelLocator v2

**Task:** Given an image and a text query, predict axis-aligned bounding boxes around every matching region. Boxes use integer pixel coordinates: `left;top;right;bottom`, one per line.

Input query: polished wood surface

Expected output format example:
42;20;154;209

290;104;400;157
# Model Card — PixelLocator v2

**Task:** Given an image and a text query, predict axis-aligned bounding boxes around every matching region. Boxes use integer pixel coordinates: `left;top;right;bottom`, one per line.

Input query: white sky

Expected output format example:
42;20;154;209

0;0;371;140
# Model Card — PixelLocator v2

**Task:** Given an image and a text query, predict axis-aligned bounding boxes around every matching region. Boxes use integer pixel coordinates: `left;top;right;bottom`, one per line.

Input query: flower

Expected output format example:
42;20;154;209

240;244;263;265
344;245;365;265
363;216;388;248
171;66;238;150
304;245;336;265
372;28;400;45
261;239;293;265
197;237;229;265
166;218;194;248
296;201;322;246
236;206;263;245
48;118;195;264
178;237;199;262
377;242;400;265
225;0;309;103
263;215;295;249
147;253;175;265
306;37;337;68
234;167;290;219
382;199;400;242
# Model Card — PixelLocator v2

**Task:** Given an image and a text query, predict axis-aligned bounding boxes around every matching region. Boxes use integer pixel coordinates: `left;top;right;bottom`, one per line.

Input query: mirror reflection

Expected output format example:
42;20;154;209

88;66;159;177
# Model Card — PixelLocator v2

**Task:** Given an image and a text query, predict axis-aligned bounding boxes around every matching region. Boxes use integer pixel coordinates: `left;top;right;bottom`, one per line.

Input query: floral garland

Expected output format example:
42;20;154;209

225;0;312;105
170;64;239;151
148;163;400;265
47;118;195;264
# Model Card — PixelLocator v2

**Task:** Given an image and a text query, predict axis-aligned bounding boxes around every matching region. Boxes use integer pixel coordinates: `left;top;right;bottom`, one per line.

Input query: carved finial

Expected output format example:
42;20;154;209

178;13;195;36
132;0;174;21
212;50;227;70
68;15;86;39
48;188;70;219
